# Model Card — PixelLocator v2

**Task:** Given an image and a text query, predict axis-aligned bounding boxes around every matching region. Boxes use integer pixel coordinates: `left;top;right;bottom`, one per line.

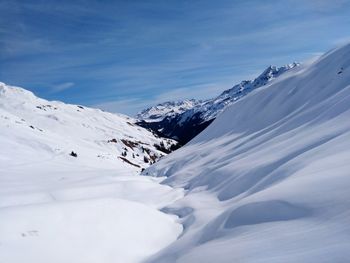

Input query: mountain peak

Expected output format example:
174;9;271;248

255;62;300;85
137;98;201;122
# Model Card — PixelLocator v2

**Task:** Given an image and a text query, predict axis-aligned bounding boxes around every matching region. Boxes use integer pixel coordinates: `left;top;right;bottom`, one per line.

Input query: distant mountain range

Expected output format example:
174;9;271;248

137;62;300;145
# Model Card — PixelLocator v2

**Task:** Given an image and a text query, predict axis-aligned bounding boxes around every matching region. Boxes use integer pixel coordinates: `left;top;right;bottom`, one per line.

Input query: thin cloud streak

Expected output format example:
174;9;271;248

50;82;75;93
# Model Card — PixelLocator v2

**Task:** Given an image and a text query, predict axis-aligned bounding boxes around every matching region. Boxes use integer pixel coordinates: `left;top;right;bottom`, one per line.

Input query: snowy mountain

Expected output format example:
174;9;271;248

137;99;201;122
0;82;178;171
137;63;299;144
0;82;183;263
144;44;350;262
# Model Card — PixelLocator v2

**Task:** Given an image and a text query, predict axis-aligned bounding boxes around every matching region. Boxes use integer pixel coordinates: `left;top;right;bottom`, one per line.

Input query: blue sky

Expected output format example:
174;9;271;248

1;0;350;115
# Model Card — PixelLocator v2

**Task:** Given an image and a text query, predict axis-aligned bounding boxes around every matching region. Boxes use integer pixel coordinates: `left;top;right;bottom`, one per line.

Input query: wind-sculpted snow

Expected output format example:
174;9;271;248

145;44;350;262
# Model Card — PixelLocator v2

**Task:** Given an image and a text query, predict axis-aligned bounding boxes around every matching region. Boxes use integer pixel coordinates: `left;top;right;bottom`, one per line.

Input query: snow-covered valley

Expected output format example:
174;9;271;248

1;43;350;263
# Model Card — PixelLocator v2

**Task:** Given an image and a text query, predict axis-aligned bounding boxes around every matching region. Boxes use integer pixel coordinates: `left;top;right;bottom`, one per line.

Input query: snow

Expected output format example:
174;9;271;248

0;83;183;263
0;198;181;263
144;44;350;262
0;168;184;263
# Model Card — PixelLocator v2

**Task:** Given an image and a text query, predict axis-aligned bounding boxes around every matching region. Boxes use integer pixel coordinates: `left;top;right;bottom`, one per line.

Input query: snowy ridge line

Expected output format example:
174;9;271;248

137;62;300;123
136;62;300;144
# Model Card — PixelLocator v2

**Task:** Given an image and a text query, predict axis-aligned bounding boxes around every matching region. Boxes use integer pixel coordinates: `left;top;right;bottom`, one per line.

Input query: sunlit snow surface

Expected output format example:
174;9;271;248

0;84;183;263
145;44;350;263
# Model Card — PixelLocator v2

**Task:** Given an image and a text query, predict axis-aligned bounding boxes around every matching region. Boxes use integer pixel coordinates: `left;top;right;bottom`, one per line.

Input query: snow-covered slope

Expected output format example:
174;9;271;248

0;83;183;263
0;83;177;171
145;44;350;262
137;99;200;122
137;63;299;144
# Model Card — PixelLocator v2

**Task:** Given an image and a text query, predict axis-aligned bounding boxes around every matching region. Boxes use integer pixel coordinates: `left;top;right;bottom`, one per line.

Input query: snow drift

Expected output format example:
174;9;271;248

145;44;350;262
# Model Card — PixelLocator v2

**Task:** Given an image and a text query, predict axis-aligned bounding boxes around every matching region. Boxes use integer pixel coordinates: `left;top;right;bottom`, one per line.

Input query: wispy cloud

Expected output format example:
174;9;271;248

94;98;150;116
50;82;75;93
298;0;350;12
1;0;350;115
332;36;350;46
153;82;234;102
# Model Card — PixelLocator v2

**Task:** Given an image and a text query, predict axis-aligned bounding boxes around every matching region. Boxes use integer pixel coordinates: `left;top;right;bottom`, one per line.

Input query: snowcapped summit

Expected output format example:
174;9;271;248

137;63;300;144
137;99;200;122
254;62;300;85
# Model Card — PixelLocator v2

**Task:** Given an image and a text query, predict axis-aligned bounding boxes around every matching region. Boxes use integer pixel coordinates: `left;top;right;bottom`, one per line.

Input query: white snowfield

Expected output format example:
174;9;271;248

145;44;350;262
0;84;183;263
